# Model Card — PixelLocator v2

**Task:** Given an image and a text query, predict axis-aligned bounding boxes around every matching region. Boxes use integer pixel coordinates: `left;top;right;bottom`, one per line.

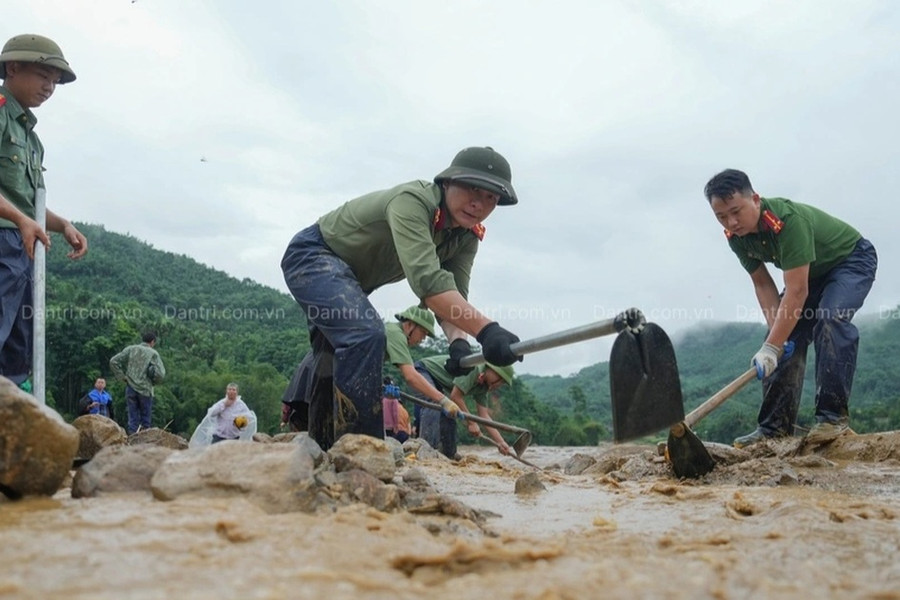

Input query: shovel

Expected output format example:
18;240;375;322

399;391;532;457
666;367;757;478
477;434;544;470
609;322;685;442
458;308;647;369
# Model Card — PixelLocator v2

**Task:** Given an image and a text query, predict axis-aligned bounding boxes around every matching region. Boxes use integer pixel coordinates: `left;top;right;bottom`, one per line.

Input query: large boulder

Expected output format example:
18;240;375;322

72;444;175;497
72;414;127;461
150;441;319;513
0;377;79;498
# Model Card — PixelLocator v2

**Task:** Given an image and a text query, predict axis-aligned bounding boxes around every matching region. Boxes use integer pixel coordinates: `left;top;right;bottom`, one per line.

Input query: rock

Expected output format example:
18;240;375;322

564;453;596;475
329;434;397;482
128;428;188;449
150;441;318;513
383;436;405;466
292;432;326;466
72;415;127;461
0;377;79;498
514;472;546;495
72;444;174;497
335;469;401;511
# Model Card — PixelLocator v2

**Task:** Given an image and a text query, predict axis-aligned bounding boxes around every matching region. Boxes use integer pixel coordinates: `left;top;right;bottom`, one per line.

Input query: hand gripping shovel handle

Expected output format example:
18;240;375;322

398;390;533;456
670;367;757;437
399;390;529;436
460;308;646;368
479;434;543;470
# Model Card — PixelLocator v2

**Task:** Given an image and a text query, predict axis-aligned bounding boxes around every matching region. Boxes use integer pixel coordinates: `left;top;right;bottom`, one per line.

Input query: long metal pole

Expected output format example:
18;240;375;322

32;188;47;404
459;308;645;369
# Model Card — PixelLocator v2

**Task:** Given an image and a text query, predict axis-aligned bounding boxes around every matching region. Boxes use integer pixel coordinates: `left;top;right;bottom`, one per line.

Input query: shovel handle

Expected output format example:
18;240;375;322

684;367;757;428
460;308;645;368
399;390;530;436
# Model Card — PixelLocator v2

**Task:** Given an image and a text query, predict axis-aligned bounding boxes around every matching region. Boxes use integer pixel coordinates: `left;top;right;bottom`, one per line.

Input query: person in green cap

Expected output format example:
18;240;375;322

0;34;87;390
382;305;463;434
412;355;515;459
281;147;523;450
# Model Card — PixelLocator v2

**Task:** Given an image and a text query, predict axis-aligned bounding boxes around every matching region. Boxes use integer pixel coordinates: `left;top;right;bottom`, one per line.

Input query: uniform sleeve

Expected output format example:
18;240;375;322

385;323;414;366
452;369;479;395
778;214;817;271
385;194;461;298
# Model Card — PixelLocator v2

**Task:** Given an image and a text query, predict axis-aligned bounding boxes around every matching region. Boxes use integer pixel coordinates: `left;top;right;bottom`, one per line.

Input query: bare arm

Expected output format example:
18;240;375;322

750;265;781;330
0;194;49;260
397;363;446;403
425;290;493;341
46;209;88;259
475;403;511;454
766;265;809;347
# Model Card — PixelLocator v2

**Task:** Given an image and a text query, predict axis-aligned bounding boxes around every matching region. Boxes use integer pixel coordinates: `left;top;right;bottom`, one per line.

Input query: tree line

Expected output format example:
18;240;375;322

44;223;900;445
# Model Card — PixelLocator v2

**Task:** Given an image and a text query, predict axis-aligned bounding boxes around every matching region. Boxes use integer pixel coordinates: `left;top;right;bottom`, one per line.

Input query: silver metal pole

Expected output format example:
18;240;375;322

33;187;47;404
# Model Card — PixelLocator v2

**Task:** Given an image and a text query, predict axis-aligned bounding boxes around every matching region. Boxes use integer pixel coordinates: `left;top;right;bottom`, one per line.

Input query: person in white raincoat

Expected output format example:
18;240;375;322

189;382;257;448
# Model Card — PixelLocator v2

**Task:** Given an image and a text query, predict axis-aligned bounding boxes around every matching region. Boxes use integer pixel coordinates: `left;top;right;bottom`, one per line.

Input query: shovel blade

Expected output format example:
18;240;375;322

667;425;716;478
512;430;532;457
610;322;684;442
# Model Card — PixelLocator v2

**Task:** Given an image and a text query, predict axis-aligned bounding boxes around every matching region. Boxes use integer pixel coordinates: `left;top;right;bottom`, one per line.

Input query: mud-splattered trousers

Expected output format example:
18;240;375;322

759;238;878;434
281;224;385;450
413;362;458;458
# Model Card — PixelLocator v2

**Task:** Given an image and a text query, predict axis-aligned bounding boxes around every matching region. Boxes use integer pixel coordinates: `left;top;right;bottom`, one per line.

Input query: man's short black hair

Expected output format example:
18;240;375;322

704;169;754;203
142;332;157;344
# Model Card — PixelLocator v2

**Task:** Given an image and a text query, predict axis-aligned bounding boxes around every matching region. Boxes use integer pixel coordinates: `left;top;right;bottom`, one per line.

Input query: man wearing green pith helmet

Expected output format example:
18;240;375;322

413;356;516;459
0;34;88;390
282;147;523;450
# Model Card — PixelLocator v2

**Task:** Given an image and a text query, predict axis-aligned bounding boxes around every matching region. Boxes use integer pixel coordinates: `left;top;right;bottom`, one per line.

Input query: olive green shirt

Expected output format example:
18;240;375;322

727;197;861;280
317;180;480;298
416;354;456;393
384;322;414;366
452;364;492;407
0;86;44;228
109;343;166;397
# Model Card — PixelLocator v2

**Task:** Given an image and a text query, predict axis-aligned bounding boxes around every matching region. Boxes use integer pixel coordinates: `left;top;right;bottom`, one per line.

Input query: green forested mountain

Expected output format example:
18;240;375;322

44;224;900;445
46;223;310;437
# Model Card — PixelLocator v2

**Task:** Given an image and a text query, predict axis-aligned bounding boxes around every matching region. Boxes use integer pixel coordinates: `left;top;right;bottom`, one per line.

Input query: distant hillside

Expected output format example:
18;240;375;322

44;223;900;445
46;223;310;436
517;316;900;443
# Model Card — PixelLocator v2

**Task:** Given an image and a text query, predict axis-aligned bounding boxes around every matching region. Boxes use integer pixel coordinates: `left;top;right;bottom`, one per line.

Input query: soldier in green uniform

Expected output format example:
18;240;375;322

705;169;877;447
282;147;522;450
0;34;87;389
413;356;515;458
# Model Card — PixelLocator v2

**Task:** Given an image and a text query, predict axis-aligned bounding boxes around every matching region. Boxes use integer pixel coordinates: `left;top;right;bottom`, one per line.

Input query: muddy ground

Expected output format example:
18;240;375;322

2;432;900;600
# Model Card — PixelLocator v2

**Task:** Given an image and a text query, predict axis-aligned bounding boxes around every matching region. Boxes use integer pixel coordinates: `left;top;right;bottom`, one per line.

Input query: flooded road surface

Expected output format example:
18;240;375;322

3;438;900;599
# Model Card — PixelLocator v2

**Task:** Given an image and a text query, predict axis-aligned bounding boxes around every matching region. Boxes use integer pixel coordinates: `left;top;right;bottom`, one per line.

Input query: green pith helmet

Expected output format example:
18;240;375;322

0;34;76;84
434;146;518;206
395;306;436;338
485;362;514;385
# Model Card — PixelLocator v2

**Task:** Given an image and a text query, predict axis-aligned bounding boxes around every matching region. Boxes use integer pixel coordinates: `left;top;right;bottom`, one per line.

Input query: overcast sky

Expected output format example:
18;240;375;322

9;0;900;376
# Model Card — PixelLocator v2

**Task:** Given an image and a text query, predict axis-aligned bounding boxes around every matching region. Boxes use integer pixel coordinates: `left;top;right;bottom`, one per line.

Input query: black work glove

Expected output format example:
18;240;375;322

476;322;522;366
444;338;474;377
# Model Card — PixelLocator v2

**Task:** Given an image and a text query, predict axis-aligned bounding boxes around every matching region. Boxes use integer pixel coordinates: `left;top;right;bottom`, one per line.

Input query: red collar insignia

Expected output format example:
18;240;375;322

0;94;6;108
760;209;784;234
433;208;486;240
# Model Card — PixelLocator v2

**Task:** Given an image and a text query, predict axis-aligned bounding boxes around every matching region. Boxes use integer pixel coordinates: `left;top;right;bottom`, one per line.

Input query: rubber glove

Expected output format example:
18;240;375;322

476;322;522;366
444;338;474;376
439;396;460;418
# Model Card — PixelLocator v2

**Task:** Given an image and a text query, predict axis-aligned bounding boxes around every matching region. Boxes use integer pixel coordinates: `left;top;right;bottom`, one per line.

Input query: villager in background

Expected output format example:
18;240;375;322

0;34;87;391
281;147;523;450
704;168;877;448
110;332;166;434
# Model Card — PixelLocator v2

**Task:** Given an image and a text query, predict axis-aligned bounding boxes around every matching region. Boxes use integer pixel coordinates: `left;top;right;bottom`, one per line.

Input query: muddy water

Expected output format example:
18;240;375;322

3;441;900;600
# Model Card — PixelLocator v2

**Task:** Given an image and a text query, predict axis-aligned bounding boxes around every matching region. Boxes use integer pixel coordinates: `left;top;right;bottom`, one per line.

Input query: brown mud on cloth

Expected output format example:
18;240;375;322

2;432;900;599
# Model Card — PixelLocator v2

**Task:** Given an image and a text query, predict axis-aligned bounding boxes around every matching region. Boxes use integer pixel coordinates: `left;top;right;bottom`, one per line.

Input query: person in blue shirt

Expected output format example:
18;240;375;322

86;377;113;418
